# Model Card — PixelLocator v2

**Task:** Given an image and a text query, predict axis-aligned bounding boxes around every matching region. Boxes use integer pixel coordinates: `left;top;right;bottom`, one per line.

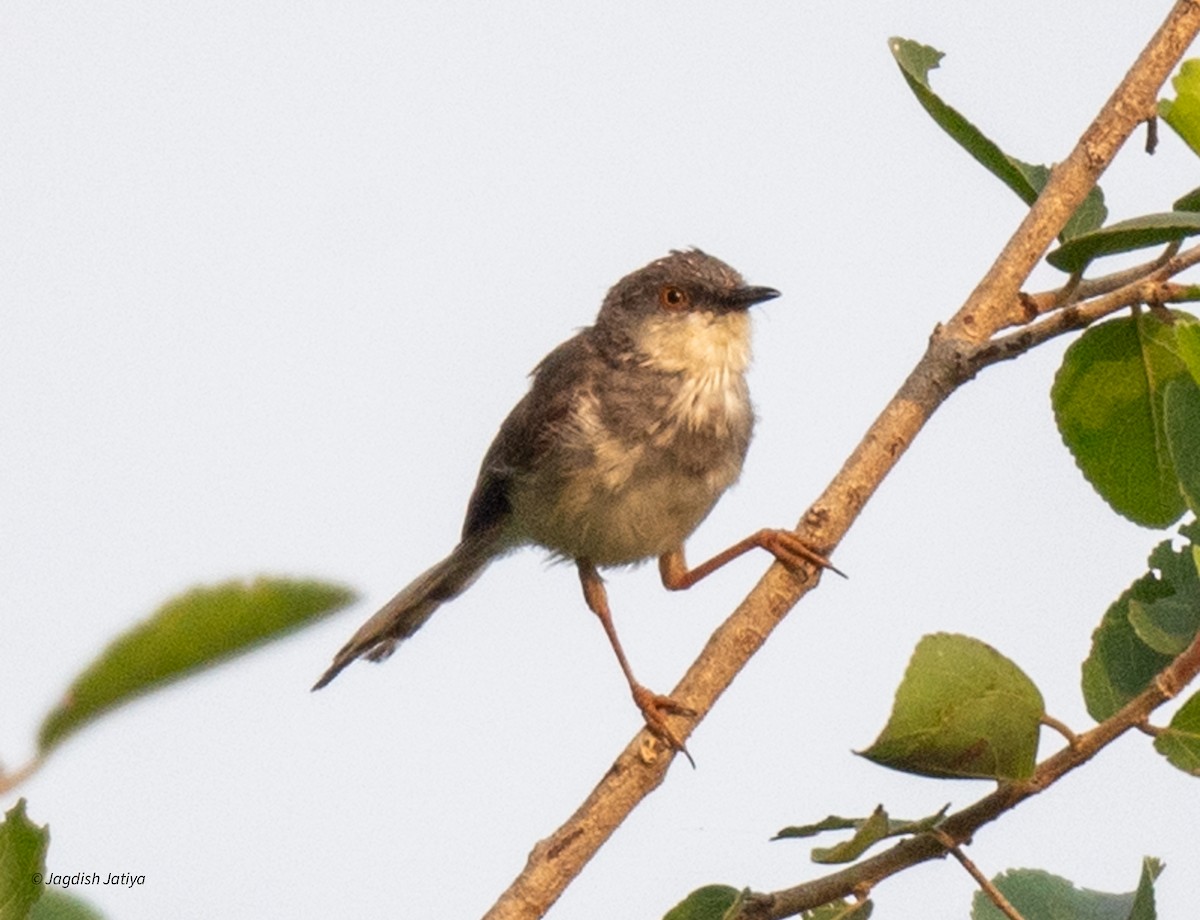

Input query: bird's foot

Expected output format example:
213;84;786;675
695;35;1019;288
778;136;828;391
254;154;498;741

759;528;846;579
631;684;696;767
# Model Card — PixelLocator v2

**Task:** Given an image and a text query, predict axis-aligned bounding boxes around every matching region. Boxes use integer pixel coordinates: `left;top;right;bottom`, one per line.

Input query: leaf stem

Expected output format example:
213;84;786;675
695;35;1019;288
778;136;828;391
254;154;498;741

0;757;42;797
1039;714;1079;747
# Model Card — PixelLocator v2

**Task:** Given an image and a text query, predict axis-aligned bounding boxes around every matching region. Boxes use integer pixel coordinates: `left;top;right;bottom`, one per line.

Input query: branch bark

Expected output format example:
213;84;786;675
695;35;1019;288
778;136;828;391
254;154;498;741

482;5;1200;918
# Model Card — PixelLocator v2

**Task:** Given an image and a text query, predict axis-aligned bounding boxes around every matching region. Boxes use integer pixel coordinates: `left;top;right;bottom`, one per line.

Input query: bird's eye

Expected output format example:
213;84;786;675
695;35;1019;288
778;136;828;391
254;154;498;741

658;286;690;311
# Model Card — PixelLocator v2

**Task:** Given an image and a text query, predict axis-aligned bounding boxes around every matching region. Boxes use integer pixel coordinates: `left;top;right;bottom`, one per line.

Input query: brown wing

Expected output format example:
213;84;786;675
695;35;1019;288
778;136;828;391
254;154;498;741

460;330;600;541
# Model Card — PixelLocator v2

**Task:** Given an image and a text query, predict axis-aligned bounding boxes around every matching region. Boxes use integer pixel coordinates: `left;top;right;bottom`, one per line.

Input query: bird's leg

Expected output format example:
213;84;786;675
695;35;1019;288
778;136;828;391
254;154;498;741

659;528;844;592
576;559;695;762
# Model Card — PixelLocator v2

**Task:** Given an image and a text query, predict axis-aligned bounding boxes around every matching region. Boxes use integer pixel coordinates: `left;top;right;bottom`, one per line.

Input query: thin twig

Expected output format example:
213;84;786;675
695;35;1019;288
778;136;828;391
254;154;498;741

932;830;1026;920
974;279;1200;369
1021;240;1200;319
1039;714;1079;748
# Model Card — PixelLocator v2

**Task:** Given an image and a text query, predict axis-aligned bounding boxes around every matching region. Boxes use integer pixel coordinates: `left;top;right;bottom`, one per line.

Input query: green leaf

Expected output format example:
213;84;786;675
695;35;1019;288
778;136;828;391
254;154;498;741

775;806;949;865
1051;312;1200;528
1129;857;1164;920
28;889;108;920
773;816;860;840
1082;599;1174;723
1082;530;1200;720
889;37;1105;241
1153;691;1200;775
1165;377;1200;515
811;807;890;864
37;577;356;754
1126;529;1200;658
1159;59;1200;158
880;806;950;838
1046;211;1200;273
1175;320;1200;384
971;860;1162;920
889;39;1032;202
1128;593;1200;656
662;886;742;920
860;634;1044;780
1173;186;1200;212
0;800;48;920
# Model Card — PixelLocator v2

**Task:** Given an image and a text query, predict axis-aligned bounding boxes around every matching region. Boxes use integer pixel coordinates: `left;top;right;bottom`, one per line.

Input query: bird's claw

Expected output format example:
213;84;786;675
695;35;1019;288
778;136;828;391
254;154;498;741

762;529;846;579
631;684;696;767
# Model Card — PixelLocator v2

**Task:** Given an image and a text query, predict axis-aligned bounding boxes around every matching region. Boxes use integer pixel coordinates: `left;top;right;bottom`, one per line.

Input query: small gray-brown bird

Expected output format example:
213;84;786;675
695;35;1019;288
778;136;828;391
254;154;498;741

314;249;836;756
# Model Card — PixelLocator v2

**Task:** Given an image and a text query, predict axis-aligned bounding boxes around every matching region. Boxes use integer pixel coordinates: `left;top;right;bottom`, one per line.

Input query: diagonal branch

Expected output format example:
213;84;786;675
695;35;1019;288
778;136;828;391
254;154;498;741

481;4;1200;918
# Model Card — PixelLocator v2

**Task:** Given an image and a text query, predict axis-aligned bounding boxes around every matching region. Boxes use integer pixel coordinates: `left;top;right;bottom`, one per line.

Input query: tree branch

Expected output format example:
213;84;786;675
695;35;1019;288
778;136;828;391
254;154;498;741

1021;239;1200;318
738;621;1200;918
481;5;1200;918
975;274;1200;370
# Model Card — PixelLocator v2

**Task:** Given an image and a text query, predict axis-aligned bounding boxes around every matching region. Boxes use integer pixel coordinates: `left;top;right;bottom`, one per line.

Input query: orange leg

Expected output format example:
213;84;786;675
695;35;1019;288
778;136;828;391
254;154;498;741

659;528;844;591
577;559;695;764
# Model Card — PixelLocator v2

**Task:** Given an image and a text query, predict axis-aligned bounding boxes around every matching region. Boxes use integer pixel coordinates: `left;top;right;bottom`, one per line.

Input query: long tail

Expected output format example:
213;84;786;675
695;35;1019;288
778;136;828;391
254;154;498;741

312;530;500;690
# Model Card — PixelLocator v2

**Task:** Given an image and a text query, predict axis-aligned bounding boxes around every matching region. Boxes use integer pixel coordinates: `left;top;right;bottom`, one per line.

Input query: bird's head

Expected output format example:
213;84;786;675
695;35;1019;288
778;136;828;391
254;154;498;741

595;249;779;376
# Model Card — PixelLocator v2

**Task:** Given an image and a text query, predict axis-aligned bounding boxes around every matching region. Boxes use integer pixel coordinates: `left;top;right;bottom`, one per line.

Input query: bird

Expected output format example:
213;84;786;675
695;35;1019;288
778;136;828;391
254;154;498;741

313;249;838;757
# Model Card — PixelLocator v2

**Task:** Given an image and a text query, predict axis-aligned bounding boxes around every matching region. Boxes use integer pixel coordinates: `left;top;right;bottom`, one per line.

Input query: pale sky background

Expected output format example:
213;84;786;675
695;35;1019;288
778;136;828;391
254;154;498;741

3;3;1198;919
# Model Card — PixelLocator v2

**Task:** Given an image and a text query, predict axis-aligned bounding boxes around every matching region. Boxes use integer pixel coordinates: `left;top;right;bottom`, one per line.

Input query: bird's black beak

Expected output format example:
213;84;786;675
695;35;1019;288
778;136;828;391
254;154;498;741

725;285;781;311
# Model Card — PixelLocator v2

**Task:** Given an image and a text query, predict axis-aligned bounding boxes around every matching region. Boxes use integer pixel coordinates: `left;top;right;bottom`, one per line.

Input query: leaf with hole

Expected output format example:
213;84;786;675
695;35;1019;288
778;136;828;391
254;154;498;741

1082;525;1200;721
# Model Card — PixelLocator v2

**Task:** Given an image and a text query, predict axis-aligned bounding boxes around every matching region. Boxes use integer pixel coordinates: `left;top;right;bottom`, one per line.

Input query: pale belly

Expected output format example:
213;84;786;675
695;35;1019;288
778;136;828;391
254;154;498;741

509;442;744;566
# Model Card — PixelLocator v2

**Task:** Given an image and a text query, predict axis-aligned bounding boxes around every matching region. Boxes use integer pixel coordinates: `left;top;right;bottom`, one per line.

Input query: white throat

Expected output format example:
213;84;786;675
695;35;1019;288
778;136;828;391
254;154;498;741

635;310;752;376
635;310;753;430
